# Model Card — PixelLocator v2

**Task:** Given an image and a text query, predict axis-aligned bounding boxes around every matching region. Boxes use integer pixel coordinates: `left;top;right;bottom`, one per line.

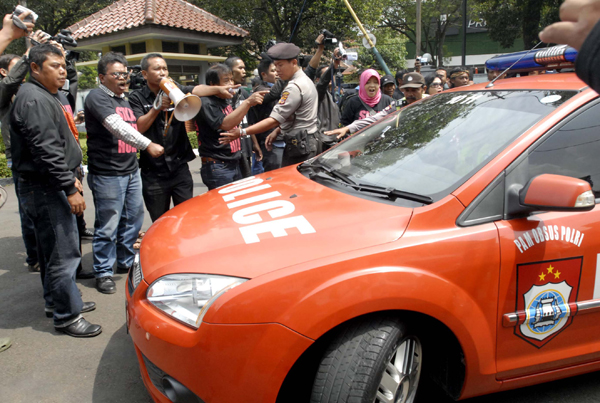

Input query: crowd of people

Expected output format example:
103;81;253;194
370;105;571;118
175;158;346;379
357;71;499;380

2;0;600;343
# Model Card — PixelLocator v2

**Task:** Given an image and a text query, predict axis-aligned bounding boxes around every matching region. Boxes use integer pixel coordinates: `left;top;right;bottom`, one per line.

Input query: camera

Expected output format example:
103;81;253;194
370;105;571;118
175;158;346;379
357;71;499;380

320;29;339;46
128;65;146;91
12;5;38;26
53;29;78;48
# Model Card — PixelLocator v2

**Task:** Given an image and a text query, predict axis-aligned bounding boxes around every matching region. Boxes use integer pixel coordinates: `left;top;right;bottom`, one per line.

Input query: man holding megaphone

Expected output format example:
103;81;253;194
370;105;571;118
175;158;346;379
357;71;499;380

129;53;239;222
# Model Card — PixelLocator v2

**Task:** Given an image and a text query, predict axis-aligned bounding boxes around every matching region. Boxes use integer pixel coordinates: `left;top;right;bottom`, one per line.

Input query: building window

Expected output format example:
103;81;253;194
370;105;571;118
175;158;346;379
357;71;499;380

162;41;179;53
110;45;126;54
131;42;146;54
183;43;199;54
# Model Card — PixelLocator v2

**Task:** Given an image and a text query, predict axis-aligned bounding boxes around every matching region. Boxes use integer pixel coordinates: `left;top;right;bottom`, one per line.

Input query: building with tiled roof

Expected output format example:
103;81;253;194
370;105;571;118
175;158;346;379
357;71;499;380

68;0;248;85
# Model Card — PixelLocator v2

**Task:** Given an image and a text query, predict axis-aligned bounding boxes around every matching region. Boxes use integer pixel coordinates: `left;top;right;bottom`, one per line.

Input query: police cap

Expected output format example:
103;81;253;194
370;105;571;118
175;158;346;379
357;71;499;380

400;72;425;88
267;43;301;61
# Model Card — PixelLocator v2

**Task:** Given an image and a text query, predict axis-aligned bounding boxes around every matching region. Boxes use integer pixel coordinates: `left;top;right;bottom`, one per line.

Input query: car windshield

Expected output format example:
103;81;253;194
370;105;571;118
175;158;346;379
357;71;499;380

310;90;576;203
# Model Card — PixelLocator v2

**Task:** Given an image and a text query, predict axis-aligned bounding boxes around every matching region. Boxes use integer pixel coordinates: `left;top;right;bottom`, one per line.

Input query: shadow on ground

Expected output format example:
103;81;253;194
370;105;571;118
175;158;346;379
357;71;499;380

92;324;152;403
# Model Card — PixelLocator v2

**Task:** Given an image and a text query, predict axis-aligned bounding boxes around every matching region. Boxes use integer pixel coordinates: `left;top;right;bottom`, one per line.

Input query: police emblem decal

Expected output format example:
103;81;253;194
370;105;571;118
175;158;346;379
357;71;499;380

515;257;582;348
279;91;290;105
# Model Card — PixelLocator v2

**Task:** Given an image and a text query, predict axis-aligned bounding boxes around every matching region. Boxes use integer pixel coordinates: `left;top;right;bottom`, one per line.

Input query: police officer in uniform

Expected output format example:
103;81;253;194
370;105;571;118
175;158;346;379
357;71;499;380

220;43;318;167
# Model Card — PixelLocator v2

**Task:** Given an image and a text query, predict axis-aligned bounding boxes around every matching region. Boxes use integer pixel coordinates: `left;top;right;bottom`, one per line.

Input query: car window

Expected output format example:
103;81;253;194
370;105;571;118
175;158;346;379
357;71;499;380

527;102;600;198
314;90;576;203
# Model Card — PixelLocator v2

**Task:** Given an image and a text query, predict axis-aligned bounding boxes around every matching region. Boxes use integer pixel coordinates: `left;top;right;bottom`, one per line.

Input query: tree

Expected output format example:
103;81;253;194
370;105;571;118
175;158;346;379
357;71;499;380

473;0;561;50
190;0;389;69
0;0;113;55
355;28;407;73
381;0;463;67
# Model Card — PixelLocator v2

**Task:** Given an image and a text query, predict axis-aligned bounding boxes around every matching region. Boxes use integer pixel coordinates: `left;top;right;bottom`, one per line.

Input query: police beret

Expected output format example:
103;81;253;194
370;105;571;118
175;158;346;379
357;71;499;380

267;43;301;60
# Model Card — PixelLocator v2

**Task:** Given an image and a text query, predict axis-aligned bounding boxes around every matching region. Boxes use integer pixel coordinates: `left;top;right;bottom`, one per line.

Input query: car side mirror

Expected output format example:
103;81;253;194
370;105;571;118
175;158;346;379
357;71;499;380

519;174;595;212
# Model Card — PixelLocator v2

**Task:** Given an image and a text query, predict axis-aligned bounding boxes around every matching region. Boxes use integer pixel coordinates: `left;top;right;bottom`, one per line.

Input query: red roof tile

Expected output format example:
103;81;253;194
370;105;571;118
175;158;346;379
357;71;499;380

68;0;248;40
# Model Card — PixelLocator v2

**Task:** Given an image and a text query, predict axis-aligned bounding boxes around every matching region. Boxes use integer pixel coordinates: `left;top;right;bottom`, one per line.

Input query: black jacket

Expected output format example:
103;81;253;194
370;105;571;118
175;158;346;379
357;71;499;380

576;19;600;94
10;78;81;195
0;55;28;160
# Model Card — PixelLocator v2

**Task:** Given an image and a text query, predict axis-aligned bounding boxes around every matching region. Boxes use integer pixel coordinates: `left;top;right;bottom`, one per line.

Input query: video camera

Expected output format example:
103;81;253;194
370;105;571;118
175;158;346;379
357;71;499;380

320;29;339;46
128;65;146;91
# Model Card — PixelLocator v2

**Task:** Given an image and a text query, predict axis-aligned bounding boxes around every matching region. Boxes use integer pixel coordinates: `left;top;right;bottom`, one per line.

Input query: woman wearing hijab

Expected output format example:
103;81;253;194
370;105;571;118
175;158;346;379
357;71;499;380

340;69;393;126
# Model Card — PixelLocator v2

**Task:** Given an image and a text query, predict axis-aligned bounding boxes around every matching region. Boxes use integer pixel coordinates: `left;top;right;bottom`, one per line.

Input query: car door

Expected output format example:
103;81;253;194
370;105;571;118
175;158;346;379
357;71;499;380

495;101;600;380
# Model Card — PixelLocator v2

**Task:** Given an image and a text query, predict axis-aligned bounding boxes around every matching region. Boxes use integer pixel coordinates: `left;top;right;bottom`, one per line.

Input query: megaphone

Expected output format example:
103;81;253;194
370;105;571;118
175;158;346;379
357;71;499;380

159;78;202;121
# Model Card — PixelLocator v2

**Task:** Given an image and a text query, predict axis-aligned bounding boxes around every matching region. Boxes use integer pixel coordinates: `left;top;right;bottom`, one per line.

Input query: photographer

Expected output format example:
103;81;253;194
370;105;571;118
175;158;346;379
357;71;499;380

1;20;44;274
307;32;343;153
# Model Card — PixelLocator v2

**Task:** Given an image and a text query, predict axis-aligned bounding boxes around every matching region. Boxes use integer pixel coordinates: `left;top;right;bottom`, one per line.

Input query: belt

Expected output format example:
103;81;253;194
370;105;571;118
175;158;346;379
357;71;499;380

201;157;220;164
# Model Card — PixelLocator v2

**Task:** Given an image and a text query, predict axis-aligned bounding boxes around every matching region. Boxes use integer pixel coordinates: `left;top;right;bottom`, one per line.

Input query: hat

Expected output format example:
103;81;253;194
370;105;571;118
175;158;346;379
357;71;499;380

267;43;301;61
380;75;395;88
400;72;425;88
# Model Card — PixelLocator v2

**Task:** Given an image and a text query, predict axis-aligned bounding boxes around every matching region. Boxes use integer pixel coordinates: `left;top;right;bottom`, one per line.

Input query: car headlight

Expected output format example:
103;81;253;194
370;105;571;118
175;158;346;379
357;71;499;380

147;274;247;329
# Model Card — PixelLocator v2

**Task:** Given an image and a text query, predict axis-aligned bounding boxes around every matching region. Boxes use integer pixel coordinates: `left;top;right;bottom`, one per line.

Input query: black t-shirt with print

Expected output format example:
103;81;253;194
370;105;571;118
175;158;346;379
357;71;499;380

194;95;241;161
340;94;393;126
84;88;139;176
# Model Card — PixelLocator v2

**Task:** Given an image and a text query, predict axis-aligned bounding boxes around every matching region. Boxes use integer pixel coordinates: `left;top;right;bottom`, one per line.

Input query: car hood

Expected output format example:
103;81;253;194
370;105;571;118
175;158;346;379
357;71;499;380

140;166;413;283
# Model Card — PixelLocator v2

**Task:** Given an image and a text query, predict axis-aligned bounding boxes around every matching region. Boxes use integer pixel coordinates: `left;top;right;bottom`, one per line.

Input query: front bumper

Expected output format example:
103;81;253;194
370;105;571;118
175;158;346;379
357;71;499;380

126;279;313;403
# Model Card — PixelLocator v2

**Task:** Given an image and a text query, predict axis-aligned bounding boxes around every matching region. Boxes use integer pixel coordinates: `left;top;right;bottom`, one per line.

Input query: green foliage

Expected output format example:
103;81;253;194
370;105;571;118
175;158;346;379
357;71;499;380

189;0;389;67
381;0;463;67
0;0;113;55
0;154;11;178
355;29;407;73
77;66;98;90
80;144;88;165
473;0;561;49
0;132;5;154
188;132;198;149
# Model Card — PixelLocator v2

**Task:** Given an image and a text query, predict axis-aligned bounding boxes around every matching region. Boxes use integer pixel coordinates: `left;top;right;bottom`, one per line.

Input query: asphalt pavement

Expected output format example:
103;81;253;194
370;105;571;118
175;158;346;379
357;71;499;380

1;158;599;403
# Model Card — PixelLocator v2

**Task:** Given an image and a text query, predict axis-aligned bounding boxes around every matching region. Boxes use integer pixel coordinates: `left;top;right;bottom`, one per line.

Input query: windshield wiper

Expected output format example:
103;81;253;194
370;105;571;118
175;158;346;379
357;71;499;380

353;182;433;205
300;161;357;185
300;162;432;204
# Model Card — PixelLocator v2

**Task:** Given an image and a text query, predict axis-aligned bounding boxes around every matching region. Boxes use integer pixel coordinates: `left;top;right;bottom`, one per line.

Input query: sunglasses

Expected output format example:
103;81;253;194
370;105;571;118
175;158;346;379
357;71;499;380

108;71;130;79
431;82;442;87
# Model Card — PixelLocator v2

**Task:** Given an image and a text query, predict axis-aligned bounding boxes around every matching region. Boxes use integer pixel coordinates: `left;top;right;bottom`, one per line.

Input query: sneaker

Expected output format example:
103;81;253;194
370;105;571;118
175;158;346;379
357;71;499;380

81;229;94;239
28;262;40;272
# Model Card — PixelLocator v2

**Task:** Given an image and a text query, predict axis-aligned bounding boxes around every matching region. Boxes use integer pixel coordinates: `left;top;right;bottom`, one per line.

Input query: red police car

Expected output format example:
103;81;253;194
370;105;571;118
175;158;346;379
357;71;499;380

126;46;600;403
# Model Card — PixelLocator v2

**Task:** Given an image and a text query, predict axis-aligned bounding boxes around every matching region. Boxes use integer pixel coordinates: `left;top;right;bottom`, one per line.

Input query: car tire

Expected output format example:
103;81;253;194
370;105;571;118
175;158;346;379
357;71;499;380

310;315;422;403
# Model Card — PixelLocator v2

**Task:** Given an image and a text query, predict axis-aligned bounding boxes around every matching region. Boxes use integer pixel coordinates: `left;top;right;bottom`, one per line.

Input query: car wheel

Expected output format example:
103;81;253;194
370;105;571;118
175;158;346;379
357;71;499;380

310;316;422;403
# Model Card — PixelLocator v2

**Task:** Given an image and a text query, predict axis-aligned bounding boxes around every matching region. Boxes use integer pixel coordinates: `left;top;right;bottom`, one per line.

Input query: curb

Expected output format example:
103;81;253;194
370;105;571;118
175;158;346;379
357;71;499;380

0;177;13;186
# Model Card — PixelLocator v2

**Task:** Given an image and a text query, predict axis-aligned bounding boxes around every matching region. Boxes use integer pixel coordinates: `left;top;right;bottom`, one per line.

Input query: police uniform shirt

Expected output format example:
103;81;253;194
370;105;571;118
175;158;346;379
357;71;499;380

270;69;318;134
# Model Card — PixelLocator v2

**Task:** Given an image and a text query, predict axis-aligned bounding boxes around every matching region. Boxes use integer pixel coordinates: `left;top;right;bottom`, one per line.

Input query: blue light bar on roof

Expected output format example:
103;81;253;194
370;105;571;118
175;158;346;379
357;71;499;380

486;45;577;72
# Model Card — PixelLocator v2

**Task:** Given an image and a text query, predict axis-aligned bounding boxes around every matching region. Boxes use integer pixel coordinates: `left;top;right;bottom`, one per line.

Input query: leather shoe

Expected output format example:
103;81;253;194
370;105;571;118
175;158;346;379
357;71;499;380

55;317;102;338
116;265;131;274
96;277;116;294
46;301;96;318
76;270;95;279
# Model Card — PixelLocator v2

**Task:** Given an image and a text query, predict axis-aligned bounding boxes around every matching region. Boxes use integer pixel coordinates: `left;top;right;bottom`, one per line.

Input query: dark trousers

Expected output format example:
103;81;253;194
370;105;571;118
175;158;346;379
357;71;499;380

200;159;241;190
281;132;318;167
141;164;193;222
258;137;283;172
17;178;83;327
11;169;38;266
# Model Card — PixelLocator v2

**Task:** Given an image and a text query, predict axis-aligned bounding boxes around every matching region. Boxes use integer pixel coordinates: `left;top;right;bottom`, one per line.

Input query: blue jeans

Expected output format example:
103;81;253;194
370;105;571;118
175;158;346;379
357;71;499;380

200;160;242;190
88;172;144;278
11;169;38;266
17;178;83;327
251;153;264;176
